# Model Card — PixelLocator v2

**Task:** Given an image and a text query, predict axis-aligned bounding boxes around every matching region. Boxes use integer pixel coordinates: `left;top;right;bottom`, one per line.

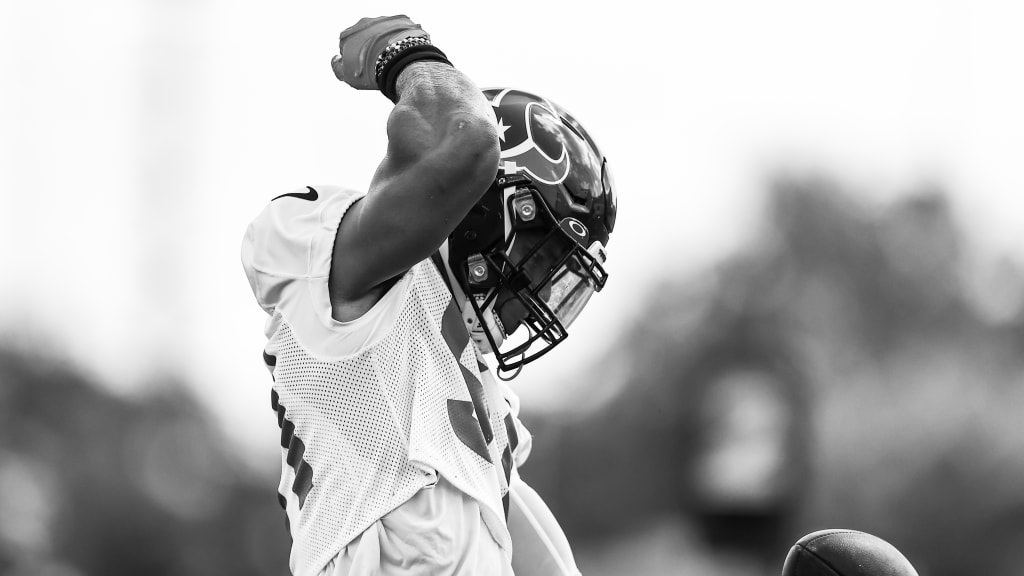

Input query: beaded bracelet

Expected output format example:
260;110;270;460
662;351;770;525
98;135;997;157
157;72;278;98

374;35;452;102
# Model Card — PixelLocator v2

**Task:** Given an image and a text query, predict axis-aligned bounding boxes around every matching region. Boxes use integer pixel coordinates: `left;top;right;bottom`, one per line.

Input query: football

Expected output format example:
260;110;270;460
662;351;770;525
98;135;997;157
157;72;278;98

781;529;919;576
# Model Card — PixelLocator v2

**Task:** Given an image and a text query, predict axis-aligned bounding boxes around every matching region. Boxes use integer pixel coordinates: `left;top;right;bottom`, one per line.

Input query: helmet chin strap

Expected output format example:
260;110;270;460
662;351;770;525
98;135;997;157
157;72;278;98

463;295;505;354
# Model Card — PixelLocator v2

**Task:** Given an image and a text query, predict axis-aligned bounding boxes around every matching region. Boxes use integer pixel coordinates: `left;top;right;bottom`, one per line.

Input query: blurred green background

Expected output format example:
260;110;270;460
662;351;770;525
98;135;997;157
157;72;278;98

4;1;1024;575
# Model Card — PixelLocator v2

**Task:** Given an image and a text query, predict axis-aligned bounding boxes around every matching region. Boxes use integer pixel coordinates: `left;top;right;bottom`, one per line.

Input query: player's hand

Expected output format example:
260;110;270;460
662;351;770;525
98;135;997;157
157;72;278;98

331;15;429;90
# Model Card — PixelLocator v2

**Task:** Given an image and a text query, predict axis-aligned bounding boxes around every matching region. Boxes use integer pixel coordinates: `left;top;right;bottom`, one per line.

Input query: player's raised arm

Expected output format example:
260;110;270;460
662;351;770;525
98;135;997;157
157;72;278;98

328;15;499;302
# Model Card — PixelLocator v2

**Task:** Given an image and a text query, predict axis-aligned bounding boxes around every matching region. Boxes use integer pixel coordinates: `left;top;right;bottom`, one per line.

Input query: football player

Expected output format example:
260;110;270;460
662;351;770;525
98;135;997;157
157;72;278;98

241;15;616;576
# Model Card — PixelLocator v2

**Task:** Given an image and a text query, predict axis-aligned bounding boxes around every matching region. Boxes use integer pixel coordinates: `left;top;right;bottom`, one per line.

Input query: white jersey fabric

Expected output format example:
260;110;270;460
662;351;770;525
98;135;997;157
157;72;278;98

320;475;514;576
241;185;532;576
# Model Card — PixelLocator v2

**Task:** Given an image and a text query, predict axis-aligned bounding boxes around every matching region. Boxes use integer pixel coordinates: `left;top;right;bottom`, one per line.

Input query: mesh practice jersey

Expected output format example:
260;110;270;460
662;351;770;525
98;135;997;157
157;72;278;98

241;185;532;576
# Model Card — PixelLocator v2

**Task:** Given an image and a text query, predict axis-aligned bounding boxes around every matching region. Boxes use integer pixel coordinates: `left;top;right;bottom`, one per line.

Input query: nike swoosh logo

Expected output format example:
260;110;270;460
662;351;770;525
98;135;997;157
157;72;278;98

272;186;319;202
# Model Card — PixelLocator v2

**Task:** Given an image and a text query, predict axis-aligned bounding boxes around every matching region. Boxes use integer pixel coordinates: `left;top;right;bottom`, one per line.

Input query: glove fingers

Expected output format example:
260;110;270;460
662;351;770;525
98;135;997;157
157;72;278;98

337;15;428;89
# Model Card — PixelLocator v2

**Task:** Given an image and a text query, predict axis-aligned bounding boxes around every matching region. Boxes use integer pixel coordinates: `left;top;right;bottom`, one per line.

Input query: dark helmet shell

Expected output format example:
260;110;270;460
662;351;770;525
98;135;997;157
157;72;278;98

445;88;618;374
483;88;617;246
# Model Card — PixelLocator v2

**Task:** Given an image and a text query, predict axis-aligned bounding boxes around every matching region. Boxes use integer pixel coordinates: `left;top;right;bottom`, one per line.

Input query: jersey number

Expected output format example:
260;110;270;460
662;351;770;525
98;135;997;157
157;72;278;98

440;300;519;515
266;352;314;510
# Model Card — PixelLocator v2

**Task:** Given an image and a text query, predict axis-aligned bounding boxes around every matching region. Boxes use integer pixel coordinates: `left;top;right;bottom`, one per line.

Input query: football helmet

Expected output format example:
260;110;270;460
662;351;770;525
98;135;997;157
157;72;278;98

445;88;618;375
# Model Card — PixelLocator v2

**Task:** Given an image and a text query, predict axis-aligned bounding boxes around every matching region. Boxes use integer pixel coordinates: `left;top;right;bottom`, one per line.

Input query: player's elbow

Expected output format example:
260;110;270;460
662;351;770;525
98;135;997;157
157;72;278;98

444;112;500;197
387;103;499;193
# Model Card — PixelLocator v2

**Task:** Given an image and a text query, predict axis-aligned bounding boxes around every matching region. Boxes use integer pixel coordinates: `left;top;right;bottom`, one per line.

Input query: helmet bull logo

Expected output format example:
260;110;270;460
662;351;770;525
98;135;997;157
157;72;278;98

489;89;571;185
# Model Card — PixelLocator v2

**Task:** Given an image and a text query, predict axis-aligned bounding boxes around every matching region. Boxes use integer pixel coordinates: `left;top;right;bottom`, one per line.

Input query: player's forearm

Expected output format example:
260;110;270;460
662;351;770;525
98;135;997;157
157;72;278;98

508;480;582;576
394;61;492;121
327;16;500;298
388;61;499;197
330;16;499;205
363;60;498;262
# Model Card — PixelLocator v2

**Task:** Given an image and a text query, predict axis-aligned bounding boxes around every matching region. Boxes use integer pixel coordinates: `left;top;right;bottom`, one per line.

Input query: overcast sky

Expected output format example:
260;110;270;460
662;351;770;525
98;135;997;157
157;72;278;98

3;0;1023;462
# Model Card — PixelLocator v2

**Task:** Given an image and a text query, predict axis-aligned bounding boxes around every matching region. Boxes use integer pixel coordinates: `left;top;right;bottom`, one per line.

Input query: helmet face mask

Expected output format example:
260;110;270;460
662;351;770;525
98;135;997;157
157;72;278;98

447;88;617;376
495;191;609;330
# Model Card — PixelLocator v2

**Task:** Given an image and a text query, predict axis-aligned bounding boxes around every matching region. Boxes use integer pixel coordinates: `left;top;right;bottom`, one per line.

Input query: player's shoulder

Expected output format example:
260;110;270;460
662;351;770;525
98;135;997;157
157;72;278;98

260;184;365;219
244;184;366;247
242;184;368;311
271;184;361;202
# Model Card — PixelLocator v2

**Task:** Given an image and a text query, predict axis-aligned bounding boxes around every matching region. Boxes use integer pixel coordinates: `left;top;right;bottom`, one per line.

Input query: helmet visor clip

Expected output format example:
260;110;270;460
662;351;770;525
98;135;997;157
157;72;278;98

467;254;489;284
513;188;537;223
